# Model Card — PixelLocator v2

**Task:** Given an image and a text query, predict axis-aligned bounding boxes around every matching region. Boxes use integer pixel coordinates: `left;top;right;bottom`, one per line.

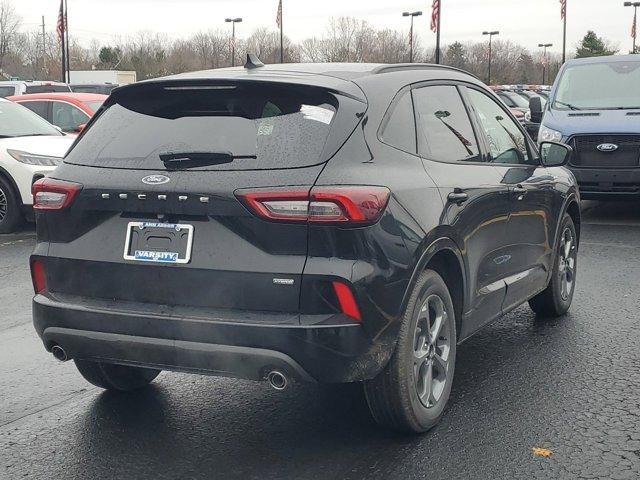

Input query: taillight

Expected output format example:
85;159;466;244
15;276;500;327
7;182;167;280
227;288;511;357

32;178;82;211
332;281;362;321
30;259;46;294
236;186;390;224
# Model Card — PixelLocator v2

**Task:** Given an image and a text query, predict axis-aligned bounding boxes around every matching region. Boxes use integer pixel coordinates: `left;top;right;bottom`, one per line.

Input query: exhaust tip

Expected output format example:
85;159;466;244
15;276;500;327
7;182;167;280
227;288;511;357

267;370;289;391
51;345;68;362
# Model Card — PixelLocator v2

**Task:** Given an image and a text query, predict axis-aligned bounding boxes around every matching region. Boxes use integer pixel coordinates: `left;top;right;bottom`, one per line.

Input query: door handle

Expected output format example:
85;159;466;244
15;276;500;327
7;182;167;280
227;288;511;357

447;191;469;204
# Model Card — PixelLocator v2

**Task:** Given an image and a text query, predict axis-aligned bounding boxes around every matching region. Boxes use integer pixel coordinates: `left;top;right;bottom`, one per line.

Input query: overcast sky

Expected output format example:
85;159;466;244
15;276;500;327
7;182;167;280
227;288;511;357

15;0;637;55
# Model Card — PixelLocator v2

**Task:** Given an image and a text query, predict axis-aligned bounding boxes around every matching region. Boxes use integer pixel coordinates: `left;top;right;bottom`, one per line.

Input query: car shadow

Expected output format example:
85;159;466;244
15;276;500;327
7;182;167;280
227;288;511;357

63;306;582;479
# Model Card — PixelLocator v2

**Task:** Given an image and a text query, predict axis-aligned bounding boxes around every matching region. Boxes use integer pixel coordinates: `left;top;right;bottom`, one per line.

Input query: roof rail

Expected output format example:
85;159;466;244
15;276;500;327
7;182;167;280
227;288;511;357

372;63;479;80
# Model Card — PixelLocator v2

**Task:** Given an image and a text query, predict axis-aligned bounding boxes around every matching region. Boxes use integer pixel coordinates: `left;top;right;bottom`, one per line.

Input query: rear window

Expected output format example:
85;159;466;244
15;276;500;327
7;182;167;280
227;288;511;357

65;82;365;170
25;85;71;94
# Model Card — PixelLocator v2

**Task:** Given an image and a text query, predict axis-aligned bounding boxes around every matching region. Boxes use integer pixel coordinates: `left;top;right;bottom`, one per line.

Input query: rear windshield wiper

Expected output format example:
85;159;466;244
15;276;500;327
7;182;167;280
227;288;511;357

159;151;257;170
554;101;582;110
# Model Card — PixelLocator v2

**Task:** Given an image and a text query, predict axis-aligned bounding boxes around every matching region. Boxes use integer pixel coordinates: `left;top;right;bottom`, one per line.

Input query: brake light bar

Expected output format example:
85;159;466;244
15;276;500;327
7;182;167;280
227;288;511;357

30;259;46;294
32;178;82;211
332;281;362;321
236;186;390;224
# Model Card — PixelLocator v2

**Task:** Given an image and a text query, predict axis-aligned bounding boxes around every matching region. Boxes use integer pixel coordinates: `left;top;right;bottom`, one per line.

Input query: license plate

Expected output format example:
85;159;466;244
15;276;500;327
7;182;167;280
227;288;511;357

123;222;194;264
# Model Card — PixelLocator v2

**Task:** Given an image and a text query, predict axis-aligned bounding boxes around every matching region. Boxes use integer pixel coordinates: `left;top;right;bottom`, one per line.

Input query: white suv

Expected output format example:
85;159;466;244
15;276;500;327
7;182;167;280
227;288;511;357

0;99;74;233
0;81;71;98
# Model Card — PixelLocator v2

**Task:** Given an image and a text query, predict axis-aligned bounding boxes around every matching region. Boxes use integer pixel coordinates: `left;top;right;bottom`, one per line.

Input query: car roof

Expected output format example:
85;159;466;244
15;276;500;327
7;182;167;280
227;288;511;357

6;92;107;102
564;54;640;66
160;62;477;82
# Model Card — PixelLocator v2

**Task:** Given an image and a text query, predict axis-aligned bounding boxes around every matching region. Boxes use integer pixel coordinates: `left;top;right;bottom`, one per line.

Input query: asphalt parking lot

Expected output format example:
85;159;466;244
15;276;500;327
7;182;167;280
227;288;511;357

1;200;639;480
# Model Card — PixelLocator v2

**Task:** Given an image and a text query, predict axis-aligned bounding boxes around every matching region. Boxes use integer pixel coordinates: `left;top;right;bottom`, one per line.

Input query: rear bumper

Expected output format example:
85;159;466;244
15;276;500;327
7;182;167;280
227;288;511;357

33;293;394;383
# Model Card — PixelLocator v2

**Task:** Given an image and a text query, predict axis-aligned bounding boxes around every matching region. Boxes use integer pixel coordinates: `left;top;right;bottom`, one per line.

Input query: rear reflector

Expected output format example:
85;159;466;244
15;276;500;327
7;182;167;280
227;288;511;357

30;259;46;294
236;186;390;224
32;178;82;210
332;281;362;321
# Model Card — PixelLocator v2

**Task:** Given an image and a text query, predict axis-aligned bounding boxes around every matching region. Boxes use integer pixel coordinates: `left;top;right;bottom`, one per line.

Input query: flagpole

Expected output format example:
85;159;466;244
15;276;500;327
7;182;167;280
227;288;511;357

562;0;567;64
60;3;66;83
64;0;70;82
280;1;284;63
435;0;441;64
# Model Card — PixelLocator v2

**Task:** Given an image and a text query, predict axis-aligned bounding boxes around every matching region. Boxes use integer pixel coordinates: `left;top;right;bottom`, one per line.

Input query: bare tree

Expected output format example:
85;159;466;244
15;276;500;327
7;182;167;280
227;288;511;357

0;0;21;73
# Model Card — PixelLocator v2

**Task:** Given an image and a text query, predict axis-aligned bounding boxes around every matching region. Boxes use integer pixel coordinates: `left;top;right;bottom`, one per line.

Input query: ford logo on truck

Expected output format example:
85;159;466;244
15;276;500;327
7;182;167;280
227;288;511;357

596;143;619;153
142;175;171;185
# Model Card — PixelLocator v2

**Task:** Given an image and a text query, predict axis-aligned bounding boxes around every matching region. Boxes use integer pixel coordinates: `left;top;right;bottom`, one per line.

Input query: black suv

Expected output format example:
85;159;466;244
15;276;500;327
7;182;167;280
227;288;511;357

31;61;580;433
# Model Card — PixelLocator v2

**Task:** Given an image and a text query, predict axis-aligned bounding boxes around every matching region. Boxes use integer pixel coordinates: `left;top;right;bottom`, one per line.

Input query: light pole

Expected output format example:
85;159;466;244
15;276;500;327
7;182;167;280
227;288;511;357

403;11;423;63
225;17;242;67
624;2;640;53
538;43;553;84
482;31;499;85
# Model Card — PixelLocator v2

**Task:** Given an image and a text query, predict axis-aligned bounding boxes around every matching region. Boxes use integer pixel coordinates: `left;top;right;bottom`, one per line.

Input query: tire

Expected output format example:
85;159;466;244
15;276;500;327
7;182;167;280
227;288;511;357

529;214;578;317
75;360;160;391
0;176;23;234
364;270;457;433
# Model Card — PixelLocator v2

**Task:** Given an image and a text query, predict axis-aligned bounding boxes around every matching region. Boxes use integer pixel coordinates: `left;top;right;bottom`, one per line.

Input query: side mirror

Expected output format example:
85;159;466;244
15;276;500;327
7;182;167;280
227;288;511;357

75;123;86;133
529;96;543;124
540;141;572;167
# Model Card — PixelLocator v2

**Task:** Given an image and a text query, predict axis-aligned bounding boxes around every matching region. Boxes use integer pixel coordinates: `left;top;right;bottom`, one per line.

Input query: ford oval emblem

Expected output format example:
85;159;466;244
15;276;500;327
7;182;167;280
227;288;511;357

597;143;619;152
142;174;170;185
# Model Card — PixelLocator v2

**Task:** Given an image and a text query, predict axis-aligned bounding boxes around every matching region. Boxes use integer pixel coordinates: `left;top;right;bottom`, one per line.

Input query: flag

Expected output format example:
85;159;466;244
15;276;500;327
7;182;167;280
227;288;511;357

560;0;566;20
56;0;65;43
431;0;440;33
633;10;637;39
276;0;282;29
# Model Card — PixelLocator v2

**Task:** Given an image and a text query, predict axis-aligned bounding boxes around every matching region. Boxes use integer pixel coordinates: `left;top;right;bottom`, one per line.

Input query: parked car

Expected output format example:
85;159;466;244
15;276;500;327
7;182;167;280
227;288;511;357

531;54;640;198
493;87;540;140
0;81;71;98
70;83;119;95
0;99;74;232
31;61;580;433
7;93;107;134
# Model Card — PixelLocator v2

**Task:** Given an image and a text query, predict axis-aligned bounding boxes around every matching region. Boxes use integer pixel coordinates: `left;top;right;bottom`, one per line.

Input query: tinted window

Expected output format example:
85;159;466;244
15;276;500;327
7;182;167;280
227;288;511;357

52;102;90;132
467;88;532;165
25;85;71;94
0;86;16;98
380;91;415;153
413;85;480;163
66;83;364;171
19;101;49;119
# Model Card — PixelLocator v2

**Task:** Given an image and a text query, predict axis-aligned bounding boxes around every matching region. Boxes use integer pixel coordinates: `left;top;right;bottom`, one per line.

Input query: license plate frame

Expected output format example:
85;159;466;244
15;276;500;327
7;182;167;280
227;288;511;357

123;221;194;264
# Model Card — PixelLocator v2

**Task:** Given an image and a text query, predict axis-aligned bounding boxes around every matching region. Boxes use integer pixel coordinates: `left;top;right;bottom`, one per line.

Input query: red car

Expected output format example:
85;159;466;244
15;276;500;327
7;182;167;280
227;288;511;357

6;92;107;134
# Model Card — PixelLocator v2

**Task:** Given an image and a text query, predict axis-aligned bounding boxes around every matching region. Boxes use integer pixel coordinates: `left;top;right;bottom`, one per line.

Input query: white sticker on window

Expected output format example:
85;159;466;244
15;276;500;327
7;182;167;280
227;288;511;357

301;105;334;125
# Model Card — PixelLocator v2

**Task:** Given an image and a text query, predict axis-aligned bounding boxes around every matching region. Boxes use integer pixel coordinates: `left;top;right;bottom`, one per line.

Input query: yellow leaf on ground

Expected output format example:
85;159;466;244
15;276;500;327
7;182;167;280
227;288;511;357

532;447;553;457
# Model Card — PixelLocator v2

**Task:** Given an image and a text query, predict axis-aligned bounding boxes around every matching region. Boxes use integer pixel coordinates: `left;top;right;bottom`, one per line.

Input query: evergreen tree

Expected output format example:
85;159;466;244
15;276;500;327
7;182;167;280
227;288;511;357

576;31;617;58
445;42;467;70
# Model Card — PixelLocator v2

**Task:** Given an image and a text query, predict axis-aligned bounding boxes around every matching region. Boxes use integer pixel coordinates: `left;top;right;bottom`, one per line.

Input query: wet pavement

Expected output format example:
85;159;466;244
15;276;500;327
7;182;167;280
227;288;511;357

1;201;639;479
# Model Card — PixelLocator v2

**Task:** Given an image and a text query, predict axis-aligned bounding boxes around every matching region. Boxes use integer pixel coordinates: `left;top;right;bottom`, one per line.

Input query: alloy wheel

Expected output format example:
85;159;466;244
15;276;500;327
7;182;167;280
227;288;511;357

412;294;452;408
558;227;576;301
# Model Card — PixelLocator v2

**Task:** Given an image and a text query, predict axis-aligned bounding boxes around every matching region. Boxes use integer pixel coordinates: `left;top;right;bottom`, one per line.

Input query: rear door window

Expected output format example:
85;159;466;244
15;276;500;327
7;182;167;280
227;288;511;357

413;85;480;163
66;82;364;170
